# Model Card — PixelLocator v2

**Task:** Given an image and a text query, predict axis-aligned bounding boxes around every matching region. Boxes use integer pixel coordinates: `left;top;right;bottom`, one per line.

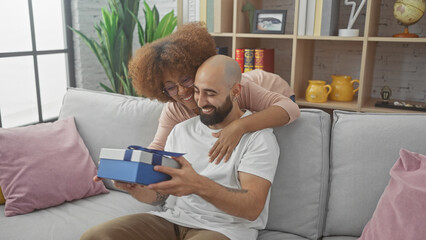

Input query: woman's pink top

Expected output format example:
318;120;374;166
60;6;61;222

148;69;300;150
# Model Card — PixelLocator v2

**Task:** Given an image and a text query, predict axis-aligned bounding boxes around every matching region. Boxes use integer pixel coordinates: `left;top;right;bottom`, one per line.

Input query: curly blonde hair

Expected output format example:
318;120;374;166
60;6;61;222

129;22;217;102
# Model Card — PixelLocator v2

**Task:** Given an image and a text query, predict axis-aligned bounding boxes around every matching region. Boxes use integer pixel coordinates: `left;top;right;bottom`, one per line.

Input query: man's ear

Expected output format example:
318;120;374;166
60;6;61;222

231;83;241;97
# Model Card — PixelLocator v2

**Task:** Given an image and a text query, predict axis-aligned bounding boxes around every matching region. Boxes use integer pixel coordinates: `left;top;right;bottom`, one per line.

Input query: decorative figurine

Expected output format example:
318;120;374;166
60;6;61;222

338;0;367;37
380;86;392;104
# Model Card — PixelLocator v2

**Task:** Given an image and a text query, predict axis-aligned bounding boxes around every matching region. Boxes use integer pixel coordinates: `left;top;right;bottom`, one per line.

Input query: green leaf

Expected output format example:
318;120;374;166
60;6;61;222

100;82;115;93
152;5;160;32
124;0;140;38
143;1;154;43
116;62;135;96
121;62;137;96
129;10;145;46
153;10;177;40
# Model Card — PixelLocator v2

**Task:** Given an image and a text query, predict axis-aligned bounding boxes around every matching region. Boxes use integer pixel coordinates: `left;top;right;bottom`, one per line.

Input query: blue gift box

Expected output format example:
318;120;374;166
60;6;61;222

97;146;183;185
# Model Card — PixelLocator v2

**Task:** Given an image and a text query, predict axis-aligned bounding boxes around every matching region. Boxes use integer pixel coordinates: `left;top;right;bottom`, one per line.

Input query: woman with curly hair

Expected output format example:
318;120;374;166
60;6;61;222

129;22;300;163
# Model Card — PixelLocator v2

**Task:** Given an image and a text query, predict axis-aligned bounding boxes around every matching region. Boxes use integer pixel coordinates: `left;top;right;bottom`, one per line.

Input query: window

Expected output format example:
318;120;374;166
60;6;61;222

0;0;75;128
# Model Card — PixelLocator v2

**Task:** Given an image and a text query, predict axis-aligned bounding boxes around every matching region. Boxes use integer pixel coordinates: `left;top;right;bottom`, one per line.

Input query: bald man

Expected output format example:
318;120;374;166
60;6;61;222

81;55;280;240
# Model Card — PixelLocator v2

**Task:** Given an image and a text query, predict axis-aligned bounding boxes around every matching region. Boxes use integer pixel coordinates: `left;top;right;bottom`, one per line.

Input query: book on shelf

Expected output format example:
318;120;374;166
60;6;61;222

305;0;316;36
254;49;274;73
216;46;228;55
297;0;308;36
300;0;340;36
235;48;244;73
320;0;340;36
244;49;254;73
206;0;214;32
313;0;323;36
199;0;207;24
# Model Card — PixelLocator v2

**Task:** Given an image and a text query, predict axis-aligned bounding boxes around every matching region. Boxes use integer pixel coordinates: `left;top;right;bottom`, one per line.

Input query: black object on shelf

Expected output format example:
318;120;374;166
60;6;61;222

375;101;426;112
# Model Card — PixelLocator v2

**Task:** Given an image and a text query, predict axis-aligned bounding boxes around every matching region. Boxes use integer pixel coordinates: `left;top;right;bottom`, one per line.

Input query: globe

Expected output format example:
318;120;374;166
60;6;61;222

393;0;426;37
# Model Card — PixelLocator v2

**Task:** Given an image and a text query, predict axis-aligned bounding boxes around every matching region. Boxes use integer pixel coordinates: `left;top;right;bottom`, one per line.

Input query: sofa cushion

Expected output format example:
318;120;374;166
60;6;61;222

324;111;426;237
58;88;165;190
258;229;310;240
0;190;159;240
266;109;330;240
358;149;426;240
0;117;108;217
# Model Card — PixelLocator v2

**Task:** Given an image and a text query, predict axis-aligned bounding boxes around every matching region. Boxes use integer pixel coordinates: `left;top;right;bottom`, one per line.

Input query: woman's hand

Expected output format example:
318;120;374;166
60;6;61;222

209;119;245;164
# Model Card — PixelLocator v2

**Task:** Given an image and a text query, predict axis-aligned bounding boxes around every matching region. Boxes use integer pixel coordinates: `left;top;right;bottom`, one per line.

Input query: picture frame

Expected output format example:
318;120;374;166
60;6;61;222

252;10;287;34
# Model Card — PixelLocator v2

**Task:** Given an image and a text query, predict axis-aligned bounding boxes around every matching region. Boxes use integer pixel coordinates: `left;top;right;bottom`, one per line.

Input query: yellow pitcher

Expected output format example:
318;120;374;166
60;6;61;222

330;75;360;101
305;80;332;103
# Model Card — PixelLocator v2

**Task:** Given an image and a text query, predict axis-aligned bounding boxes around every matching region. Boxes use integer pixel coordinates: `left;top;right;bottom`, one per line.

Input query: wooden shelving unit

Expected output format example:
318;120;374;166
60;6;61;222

177;0;426;113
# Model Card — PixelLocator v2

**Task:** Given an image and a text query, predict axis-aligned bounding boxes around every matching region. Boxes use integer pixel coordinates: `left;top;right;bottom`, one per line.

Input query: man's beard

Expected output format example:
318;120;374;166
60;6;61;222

199;95;233;126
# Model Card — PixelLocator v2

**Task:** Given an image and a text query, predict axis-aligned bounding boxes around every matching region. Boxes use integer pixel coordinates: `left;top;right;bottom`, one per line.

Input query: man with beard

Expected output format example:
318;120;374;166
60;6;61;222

81;55;279;240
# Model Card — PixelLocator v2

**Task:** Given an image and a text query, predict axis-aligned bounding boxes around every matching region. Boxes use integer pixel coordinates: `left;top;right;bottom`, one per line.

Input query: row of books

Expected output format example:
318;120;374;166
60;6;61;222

298;0;340;36
235;48;274;73
181;0;233;33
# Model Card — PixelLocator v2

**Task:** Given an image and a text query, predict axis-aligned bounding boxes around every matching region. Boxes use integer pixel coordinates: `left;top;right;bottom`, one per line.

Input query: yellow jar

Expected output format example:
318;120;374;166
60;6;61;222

329;75;360;101
305;80;332;103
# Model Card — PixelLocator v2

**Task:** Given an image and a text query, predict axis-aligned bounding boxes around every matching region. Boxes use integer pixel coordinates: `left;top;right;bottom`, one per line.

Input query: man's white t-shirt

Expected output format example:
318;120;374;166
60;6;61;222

150;111;279;240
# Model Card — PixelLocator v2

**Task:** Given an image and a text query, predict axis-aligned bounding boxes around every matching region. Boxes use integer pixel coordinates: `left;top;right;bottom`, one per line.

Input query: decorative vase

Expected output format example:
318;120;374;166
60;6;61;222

329;75;360;101
306;80;332;103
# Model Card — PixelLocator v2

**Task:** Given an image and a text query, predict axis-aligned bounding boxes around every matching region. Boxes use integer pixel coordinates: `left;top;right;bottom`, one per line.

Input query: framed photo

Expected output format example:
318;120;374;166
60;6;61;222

252;10;287;34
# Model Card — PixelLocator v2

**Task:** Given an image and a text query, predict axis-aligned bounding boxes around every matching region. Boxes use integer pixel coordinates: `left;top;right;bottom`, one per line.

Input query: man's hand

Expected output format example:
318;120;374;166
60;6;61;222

209;119;245;164
148;156;203;196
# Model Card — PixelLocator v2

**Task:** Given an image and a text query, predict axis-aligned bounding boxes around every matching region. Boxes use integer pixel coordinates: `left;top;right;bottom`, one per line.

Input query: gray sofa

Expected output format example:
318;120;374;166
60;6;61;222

1;88;426;240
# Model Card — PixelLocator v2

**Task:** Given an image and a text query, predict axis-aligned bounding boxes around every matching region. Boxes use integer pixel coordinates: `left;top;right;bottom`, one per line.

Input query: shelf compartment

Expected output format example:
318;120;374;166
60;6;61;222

234;37;293;82
372;0;426;38
366;41;426;108
292;39;363;104
236;0;295;35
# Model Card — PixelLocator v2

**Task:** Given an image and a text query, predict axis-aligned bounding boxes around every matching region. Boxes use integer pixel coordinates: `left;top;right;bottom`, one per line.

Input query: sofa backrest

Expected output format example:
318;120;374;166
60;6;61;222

324;110;426;237
59;88;164;190
266;109;331;240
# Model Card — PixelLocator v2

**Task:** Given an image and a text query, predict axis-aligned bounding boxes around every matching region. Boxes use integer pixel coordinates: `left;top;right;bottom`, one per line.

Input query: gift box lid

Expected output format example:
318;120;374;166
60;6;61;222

99;146;182;169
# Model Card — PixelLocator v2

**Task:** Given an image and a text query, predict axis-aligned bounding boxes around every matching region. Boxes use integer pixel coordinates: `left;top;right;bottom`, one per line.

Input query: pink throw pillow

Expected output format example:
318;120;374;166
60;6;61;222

358;149;426;240
0;117;108;217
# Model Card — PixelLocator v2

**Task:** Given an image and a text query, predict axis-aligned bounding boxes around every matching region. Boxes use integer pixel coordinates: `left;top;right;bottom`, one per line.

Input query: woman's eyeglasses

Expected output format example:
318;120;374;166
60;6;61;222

163;77;194;97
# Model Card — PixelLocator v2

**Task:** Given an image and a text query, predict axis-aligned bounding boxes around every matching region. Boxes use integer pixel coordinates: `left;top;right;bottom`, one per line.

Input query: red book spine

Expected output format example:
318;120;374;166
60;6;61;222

263;48;275;73
235;48;244;73
243;49;254;73
254;49;264;70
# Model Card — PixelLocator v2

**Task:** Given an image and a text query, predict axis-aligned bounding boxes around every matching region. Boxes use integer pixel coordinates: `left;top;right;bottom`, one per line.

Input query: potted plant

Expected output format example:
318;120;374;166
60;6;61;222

70;0;177;96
